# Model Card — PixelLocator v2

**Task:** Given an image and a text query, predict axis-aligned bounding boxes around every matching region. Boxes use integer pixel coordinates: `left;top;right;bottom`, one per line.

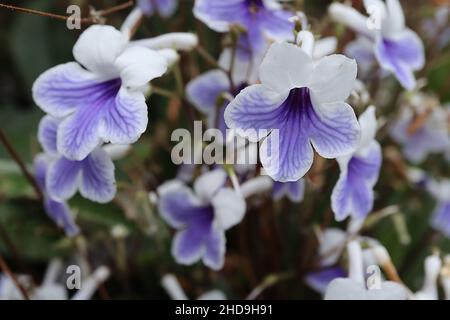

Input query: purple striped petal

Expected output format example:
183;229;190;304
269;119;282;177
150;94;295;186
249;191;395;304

100;87;148;146
79;148;116;203
46;157;82;201
44;197;80;237
38;116;59;154
56;78;121;161
32;62;100;118
332;142;382;221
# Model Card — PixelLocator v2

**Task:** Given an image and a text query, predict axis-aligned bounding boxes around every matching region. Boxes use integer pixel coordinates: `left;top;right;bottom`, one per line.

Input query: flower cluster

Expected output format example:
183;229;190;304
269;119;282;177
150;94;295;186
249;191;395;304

2;0;448;300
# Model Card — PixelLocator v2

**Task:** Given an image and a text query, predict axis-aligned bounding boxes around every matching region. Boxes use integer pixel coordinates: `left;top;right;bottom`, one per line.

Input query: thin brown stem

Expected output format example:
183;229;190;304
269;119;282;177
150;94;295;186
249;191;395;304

0;254;30;300
0;128;43;200
195;45;227;73
0;1;134;24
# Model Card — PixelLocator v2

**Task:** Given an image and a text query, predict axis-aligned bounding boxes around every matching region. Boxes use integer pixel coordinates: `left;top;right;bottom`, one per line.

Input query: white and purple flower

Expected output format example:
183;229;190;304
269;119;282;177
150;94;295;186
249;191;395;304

138;0;178;18
390;103;449;163
194;0;294;53
37;116;116;204
225;35;361;182
158;170;246;270
33;25;169;161
33;154;80;237
331;106;382;221
324;241;407;300
329;0;425;90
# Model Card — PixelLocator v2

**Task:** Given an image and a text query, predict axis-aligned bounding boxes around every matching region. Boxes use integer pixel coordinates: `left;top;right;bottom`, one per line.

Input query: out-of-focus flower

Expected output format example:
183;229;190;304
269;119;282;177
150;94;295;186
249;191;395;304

390;97;449;163
138;0;178;18
34;154;80;237
329;0;424;90
226;34;360;182
38;116;116;204
33;25;169;161
441;255;450;300
427;179;450;238
187;48;257;136
0;260;110;300
272;179;305;203
158;169;246;270
161;274;226;300
194;0;294;53
332;106;382;221
422;6;450;49
325;241;407;300
413;254;442;300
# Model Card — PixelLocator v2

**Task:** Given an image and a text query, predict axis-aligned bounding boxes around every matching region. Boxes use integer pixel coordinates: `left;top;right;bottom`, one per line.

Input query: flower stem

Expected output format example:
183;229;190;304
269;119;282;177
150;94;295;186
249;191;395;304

0;254;30;300
0;1;134;24
0;128;43;200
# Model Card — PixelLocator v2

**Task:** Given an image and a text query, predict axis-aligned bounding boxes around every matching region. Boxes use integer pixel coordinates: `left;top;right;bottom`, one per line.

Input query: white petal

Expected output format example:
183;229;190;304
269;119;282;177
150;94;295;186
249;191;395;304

131;33;199;51
259;42;313;94
329;3;376;39
313;37;337;60
309;55;357;104
212;188;246;230
358;106;378;150
193;169;227;202
384;0;405;35
73;25;127;78
115;46;168;88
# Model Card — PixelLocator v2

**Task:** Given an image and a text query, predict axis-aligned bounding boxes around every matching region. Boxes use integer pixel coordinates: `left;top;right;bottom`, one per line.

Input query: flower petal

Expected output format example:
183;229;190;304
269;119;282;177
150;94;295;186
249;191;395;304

79;148;116;203
172;223;208;266
46;157;82;201
309;55;357;104
224;84;287;142
115;46;168;88
32;62;99;118
211;188;246;230
309;101;361;159
158;180;206;228
38;116;59;154
259;42;313;94
194;169;227;202
260;9;295;43
358;106;378;151
33;153;50;190
100;87;148;146
374;31;424;90
431;202;450;237
305;267;347;296
193;0;246;32
44;196;80;237
186;70;230;114
331;142;382;221
57;106;104;161
384;0;405;35
155;0;178;17
202;223;226;270
260;123;314;182
273;180;305;203
73;25;126;78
